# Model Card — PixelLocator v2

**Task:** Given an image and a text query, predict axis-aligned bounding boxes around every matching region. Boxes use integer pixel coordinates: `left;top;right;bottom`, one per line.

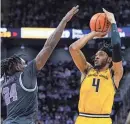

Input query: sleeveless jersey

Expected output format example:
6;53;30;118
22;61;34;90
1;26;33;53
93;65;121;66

78;68;116;114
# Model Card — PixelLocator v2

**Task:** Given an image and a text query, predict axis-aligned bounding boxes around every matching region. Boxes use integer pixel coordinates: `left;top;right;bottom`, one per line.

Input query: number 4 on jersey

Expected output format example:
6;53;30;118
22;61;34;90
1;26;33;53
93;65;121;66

92;78;100;92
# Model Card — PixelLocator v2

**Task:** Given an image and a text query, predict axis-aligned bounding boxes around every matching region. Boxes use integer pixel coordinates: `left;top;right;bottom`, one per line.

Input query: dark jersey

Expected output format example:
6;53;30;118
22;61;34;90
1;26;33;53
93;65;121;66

2;60;38;124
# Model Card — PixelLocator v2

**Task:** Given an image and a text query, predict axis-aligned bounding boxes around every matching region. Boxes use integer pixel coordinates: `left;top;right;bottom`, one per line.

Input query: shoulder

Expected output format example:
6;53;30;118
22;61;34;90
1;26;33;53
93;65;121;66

84;64;93;74
23;59;38;75
26;59;36;69
81;66;93;83
81;73;86;83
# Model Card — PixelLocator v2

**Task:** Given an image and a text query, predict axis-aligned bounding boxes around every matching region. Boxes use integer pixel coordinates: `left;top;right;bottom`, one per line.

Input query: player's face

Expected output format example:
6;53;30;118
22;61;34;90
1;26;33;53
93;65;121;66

94;51;108;69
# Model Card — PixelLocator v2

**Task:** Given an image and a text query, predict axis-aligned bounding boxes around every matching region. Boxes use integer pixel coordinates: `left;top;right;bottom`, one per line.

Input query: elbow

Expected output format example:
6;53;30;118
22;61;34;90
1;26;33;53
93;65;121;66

69;44;74;50
69;45;76;54
69;44;77;51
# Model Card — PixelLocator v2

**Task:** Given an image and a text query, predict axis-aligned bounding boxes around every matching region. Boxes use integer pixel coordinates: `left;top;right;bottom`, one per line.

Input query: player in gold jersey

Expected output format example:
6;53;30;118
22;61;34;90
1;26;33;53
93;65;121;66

69;9;123;124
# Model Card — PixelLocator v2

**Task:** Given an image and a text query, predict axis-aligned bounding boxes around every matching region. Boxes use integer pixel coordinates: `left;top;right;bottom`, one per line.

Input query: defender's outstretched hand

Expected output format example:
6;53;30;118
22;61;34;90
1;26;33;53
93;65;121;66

63;5;79;22
103;8;116;24
35;5;79;70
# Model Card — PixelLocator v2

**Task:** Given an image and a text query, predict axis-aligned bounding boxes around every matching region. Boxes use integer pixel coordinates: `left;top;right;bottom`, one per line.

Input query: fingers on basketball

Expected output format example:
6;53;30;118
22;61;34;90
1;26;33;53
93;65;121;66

103;8;107;13
102;8;113;16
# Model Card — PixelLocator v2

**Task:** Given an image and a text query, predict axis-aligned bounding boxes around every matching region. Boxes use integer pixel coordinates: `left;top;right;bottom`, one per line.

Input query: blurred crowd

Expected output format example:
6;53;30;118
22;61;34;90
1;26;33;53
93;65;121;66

2;0;130;28
37;61;80;124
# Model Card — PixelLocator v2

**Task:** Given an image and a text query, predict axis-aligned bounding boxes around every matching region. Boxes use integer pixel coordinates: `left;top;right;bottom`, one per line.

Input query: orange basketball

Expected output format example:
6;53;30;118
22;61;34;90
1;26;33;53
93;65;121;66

90;13;111;32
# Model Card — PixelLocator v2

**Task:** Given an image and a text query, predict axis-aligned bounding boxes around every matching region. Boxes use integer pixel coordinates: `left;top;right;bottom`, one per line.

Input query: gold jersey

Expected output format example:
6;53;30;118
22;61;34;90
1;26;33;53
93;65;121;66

78;68;116;114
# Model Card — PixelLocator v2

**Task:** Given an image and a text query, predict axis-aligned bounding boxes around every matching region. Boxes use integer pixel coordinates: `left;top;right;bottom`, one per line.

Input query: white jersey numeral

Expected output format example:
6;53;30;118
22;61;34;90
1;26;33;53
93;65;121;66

3;83;18;105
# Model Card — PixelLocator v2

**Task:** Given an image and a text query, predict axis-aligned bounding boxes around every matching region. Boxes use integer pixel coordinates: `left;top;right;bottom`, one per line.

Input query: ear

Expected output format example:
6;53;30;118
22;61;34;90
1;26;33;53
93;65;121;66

15;65;20;71
15;63;22;71
107;57;112;63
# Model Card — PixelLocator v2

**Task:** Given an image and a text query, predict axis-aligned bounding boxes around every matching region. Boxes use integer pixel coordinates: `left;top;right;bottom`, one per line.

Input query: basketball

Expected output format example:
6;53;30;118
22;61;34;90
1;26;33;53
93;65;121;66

90;13;111;32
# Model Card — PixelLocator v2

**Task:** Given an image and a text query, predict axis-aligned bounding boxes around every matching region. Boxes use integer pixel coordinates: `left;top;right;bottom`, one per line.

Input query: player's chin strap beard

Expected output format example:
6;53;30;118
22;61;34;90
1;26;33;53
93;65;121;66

91;53;110;70
91;55;102;70
106;56;113;68
94;64;105;70
94;57;109;70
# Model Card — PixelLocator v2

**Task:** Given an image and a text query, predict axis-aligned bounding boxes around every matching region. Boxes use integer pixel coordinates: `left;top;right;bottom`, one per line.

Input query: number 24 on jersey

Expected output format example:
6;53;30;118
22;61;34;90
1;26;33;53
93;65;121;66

2;83;18;105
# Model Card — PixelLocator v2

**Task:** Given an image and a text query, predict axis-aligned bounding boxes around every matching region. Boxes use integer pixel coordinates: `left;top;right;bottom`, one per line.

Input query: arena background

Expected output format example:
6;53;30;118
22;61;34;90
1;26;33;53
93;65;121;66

1;0;130;124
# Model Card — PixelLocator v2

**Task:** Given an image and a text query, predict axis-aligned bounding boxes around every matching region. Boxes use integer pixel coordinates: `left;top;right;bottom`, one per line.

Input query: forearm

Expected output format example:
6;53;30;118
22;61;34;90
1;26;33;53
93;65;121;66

70;32;95;50
44;19;67;48
35;5;79;70
35;19;67;70
111;23;122;62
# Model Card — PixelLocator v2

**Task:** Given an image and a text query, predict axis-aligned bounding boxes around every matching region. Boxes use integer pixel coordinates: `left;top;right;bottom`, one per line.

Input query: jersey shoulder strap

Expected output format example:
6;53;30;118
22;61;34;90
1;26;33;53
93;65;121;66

80;66;93;83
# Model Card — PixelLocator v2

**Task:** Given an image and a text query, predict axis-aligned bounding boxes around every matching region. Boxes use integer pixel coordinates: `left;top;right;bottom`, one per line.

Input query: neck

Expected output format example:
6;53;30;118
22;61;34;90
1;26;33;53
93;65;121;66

95;65;109;72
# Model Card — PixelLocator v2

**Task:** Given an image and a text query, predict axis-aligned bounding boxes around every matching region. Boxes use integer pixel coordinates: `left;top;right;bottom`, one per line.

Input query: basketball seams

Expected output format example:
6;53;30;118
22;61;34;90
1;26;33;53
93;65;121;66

102;14;107;32
90;13;110;32
95;13;102;32
104;16;110;32
106;20;110;32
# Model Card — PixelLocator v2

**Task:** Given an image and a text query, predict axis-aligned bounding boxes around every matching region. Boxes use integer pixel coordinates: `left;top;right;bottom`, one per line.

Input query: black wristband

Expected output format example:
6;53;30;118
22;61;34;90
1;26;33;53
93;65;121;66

112;43;122;62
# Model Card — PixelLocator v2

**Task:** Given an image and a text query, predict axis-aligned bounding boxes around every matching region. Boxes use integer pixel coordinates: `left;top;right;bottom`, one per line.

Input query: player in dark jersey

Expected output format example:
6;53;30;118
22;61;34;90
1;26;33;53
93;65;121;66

1;5;79;124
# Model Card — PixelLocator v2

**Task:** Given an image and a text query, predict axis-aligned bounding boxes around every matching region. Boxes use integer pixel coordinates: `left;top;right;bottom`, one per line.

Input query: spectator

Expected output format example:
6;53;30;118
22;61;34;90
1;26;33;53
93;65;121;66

4;0;130;28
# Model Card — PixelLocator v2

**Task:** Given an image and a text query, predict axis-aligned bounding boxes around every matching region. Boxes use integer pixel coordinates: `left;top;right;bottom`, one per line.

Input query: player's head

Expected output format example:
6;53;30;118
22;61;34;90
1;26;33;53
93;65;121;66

94;44;112;69
1;55;26;77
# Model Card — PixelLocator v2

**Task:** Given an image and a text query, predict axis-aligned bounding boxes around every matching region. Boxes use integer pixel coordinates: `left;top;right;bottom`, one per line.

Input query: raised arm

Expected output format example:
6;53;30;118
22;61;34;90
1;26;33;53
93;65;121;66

103;8;123;88
69;31;106;75
35;5;79;70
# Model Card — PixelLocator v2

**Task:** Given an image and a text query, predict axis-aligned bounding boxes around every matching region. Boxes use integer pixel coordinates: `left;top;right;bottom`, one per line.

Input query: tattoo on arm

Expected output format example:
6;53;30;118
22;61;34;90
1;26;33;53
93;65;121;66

35;20;67;70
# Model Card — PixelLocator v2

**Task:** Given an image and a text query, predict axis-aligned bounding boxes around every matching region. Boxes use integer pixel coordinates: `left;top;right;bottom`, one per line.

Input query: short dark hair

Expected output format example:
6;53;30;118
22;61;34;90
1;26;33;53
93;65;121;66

1;55;22;77
91;43;113;68
99;43;112;57
99;43;113;68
